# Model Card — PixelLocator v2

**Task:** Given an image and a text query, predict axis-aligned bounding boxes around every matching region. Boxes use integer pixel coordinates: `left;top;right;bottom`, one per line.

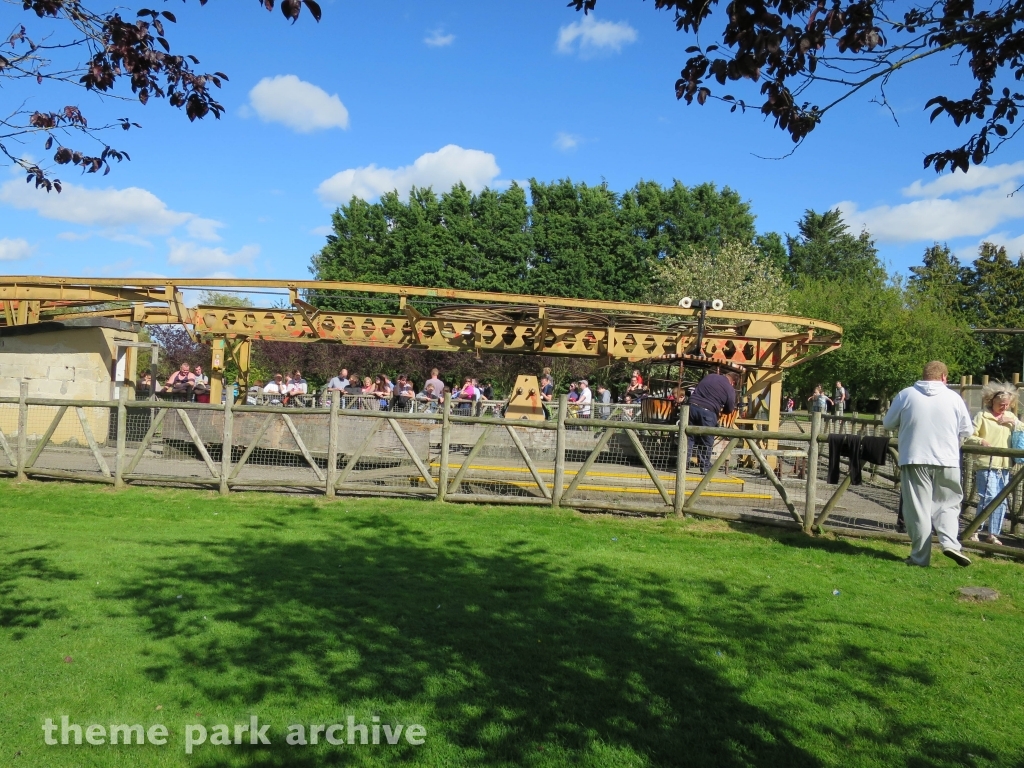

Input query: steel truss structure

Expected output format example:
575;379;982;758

0;276;842;434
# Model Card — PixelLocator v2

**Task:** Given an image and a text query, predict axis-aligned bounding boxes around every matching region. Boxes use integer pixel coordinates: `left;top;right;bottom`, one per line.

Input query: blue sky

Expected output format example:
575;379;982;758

1;0;1022;282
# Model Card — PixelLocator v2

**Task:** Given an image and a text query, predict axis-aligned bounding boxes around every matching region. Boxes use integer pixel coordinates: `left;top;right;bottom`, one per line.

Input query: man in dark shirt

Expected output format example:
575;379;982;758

687;370;738;473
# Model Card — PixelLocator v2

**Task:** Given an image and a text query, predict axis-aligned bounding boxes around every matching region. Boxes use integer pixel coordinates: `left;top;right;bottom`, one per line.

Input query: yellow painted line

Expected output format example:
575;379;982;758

445;477;771;500
430;462;744;486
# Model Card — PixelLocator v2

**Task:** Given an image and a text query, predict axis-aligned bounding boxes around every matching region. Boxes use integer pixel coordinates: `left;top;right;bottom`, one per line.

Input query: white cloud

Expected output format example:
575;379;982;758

317;144;501;204
0;237;33;261
248;75;349;133
554;132;582;152
2;180;186;232
424;29;455;47
837;162;1024;243
186;218;224;241
167;238;260;275
310;225;333;237
961;231;1024;258
901;161;1024;199
557;15;637;56
0;180;223;242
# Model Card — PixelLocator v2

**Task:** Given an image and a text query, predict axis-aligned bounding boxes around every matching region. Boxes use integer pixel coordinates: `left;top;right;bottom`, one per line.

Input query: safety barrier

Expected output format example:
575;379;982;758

1;384;1020;558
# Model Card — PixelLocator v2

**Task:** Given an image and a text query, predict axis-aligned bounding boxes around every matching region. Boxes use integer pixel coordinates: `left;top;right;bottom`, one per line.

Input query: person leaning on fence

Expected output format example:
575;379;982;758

166;363;196;397
263;373;286;405
963;381;1020;546
373;375;391;410
577;379;593;418
327;369;349;391
625;372;645;400
687;370;738;474
425;369;444;400
882;360;973;567
596;383;612;419
343;376;363;409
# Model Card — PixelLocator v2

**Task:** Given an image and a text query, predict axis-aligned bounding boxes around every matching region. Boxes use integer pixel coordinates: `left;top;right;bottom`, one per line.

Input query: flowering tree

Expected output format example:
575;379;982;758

651;240;789;314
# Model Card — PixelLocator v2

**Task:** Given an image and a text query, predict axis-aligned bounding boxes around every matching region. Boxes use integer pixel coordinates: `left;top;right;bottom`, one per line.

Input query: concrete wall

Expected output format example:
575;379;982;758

0;325;138;445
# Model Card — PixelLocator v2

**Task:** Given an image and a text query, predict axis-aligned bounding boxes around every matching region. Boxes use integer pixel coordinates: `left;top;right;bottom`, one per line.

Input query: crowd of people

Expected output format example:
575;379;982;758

245;367;497;413
781;381;849;415
136;362;212;402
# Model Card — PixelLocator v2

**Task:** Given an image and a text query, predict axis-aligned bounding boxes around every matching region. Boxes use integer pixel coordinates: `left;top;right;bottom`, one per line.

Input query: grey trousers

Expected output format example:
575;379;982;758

901;464;964;566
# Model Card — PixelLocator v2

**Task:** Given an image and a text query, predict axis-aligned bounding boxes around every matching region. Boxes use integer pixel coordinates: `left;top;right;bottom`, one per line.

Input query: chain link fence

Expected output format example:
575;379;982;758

444;417;553;503
5;387;1022;556
0;399;18;474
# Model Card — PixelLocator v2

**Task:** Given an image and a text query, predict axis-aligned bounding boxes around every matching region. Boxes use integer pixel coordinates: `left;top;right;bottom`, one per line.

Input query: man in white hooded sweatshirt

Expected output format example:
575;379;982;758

883;360;973;567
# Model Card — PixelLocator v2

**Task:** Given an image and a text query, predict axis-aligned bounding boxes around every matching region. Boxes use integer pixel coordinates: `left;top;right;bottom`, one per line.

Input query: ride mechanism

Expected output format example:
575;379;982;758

0;276;842;435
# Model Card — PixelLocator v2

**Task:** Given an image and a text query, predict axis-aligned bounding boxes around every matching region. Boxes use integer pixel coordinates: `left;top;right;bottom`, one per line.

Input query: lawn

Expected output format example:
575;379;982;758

1;480;1022;767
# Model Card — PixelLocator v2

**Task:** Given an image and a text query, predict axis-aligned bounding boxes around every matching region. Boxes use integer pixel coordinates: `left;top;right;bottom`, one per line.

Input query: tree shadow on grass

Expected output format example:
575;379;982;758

729;523;907;562
0;542;78;639
109;508;997;767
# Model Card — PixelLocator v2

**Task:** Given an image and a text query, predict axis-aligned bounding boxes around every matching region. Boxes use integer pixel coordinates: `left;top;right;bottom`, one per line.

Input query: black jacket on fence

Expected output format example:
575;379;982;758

827;434;890;485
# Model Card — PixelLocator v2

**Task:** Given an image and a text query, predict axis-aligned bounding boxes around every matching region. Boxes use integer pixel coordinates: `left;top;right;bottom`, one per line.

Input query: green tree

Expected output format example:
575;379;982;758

754;232;788;276
311;183;532;313
965;243;1024;380
908;244;973;317
619;180;758;261
652;240;789;314
525;179;647;302
786;209;885;285
311;178;766;307
788;278;984;405
196;291;254;308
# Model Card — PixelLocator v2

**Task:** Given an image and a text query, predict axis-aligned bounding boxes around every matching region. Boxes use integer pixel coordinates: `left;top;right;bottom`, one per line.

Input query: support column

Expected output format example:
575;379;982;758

803;411;822;534
552;395;568;508
326;390;339;498
220;393;233;496
231;339;252;403
437;397;452;502
210;337;226;406
17;380;28;481
766;376;783;472
124;346;138;399
674;405;689;517
114;386;127;488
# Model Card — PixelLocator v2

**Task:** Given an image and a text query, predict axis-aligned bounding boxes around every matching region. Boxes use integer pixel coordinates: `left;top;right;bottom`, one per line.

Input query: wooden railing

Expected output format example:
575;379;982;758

1;385;1021;559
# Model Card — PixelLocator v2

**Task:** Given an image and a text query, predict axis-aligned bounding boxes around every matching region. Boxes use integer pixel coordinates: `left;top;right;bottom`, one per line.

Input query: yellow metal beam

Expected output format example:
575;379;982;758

0;275;843;334
0;275;841;372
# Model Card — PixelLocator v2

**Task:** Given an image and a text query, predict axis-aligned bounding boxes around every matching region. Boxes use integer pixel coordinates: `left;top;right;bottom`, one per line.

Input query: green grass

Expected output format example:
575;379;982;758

1;480;1022;767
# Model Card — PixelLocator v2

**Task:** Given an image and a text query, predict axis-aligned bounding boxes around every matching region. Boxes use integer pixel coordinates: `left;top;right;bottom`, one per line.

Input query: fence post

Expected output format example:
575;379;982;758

552;395;568;508
219;393;232;496
17;380;28;481
326;390;339;498
437;397;452;502
803;411;822;533
674;405;689;517
114;386;128;488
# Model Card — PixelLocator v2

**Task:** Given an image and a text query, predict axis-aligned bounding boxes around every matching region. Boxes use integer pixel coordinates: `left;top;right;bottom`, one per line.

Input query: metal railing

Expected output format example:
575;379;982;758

1;384;1020;559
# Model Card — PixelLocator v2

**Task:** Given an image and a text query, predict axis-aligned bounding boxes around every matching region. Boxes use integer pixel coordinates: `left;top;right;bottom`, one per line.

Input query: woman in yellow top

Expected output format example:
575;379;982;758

964;382;1020;545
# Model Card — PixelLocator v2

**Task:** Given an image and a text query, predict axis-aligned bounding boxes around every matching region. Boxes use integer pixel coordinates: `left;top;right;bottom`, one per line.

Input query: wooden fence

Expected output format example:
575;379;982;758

1;384;1021;560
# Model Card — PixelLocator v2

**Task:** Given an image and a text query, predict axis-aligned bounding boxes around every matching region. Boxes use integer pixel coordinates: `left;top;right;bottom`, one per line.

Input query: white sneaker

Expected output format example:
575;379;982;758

943;549;972;567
